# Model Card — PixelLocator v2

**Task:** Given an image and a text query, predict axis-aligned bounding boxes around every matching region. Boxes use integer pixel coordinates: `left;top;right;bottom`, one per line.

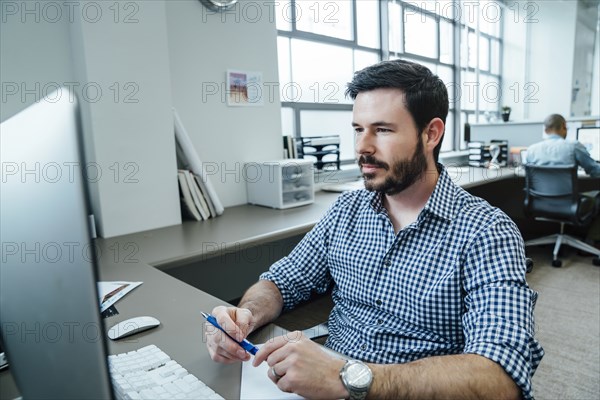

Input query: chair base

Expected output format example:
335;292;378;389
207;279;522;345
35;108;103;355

525;233;600;264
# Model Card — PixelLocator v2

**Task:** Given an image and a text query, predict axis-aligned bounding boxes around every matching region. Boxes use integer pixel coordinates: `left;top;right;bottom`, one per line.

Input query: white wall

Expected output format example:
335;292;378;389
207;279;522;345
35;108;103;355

570;1;597;117
70;1;181;238
165;1;282;207
591;7;600;116
1;0;281;237
501;2;528;122
503;1;579;121
0;1;74;121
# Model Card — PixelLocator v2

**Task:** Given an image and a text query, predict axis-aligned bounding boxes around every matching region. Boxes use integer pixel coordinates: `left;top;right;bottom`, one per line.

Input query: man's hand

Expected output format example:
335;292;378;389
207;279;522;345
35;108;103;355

204;305;256;364
252;331;348;399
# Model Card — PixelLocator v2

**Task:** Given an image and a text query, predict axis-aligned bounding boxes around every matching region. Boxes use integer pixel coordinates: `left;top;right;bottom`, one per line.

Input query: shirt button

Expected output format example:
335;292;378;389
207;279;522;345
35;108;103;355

376;299;382;306
361;343;367;350
377;319;383;325
383;259;391;267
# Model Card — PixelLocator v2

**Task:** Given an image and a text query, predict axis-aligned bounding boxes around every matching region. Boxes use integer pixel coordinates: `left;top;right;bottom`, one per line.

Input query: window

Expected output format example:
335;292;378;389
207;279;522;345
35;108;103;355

404;9;438;59
277;0;504;161
458;0;503;149
277;1;380;165
389;1;460;152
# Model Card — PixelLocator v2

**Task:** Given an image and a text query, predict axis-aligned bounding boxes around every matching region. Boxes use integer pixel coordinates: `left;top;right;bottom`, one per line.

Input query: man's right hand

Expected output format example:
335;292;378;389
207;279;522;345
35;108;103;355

204;305;256;364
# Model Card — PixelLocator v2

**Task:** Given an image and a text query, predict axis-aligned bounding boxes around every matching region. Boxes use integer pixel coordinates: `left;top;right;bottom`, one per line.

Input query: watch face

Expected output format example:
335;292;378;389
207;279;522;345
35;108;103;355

346;362;372;387
212;0;237;6
199;0;238;12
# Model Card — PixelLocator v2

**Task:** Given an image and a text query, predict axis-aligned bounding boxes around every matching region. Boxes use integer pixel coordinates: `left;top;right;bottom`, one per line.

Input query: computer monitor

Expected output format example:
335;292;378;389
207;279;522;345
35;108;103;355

0;90;114;398
577;126;600;162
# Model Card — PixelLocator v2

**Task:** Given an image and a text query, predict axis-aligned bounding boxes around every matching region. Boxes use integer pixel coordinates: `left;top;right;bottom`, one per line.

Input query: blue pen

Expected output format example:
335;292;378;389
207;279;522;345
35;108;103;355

201;311;259;355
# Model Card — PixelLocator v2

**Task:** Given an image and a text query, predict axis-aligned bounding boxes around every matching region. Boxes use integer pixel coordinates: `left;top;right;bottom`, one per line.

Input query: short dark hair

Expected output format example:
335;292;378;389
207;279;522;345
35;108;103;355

345;59;449;161
544;114;566;132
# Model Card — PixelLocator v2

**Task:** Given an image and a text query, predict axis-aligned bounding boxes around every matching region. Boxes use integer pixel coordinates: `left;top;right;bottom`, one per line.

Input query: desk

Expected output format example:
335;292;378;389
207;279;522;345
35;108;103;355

0;166;553;399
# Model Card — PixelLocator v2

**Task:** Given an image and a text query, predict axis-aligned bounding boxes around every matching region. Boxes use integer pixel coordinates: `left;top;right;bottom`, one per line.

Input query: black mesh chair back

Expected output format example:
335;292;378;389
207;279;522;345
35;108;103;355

523;164;599;267
524;164;594;225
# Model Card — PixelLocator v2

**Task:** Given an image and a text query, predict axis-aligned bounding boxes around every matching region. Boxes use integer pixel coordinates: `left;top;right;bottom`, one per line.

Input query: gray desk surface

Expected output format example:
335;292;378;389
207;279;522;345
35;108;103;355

100;191;342;270
99;166;522;269
0;166;522;399
97;252;288;400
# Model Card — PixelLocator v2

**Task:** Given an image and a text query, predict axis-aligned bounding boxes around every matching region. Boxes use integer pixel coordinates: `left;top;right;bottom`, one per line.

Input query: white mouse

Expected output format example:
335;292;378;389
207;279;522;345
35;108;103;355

107;316;160;340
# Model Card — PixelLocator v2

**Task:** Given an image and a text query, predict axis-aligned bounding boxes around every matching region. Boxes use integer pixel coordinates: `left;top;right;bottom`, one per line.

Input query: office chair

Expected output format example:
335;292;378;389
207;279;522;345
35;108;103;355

523;164;600;268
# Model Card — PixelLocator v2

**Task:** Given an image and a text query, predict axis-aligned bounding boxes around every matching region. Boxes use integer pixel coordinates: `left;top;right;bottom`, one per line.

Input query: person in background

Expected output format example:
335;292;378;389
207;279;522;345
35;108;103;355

526;114;600;177
205;59;544;400
527;114;600;249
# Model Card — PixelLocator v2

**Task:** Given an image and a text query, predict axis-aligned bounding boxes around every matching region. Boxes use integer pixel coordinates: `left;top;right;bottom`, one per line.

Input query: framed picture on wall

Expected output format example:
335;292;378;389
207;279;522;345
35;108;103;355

226;69;264;106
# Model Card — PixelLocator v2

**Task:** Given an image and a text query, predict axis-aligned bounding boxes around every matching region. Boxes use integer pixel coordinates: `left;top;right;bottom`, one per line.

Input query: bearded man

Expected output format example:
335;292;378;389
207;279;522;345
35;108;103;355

205;59;544;400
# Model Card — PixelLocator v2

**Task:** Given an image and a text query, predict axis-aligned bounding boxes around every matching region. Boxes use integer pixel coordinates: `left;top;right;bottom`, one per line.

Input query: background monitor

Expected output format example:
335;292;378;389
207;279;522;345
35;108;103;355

577;126;600;162
0;90;114;398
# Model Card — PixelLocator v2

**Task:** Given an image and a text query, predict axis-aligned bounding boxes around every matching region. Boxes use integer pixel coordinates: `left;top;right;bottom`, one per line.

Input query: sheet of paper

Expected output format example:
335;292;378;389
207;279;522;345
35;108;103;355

97;281;142;312
240;344;344;399
240;358;303;400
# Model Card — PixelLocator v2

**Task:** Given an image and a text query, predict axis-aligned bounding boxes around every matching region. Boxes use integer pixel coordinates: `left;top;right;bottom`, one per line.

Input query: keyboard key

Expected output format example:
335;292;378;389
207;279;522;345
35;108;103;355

109;345;224;400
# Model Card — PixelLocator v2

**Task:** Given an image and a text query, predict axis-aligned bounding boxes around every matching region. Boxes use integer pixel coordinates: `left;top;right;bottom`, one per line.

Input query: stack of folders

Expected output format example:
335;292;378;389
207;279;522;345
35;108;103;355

467;140;508;167
283;135;300;159
177;169;218;221
173;108;224;222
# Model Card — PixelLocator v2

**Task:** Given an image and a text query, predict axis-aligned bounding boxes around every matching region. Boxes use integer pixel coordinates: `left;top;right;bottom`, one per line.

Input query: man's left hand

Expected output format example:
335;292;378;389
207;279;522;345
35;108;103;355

252;331;348;399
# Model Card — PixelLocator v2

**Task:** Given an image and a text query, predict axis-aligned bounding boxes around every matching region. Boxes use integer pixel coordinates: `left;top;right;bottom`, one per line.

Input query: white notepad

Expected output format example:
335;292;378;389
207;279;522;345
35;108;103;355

240;344;345;399
240;360;303;400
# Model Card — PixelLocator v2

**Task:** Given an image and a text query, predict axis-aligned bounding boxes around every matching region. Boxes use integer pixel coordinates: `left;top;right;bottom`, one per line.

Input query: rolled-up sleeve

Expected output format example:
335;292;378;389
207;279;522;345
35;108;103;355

462;219;544;400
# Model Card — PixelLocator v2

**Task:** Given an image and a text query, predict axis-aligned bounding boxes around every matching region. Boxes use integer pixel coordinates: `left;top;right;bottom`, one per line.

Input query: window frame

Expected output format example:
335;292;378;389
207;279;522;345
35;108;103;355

277;0;504;162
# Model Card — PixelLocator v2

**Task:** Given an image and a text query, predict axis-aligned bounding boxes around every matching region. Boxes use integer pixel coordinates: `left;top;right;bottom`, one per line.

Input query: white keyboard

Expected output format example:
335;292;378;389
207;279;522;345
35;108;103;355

108;345;224;400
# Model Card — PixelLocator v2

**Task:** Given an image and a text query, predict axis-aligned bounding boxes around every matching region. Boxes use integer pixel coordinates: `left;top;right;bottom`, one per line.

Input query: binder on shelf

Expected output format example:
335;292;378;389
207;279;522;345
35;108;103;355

177;170;202;221
173;108;224;216
283;135;298;159
182;169;210;220
193;172;218;218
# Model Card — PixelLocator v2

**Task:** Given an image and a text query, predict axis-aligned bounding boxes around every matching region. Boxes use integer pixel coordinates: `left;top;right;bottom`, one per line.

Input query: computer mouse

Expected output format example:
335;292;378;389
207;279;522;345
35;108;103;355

107;316;160;340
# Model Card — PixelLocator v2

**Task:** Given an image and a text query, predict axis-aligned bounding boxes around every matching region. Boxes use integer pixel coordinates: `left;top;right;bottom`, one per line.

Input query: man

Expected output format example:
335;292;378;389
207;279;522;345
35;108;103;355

527;114;600;247
526;114;600;177
205;60;544;399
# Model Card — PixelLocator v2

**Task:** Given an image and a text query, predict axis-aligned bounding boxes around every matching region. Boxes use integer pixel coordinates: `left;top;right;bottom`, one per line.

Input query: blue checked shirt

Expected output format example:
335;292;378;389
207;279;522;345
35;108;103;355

527;134;600;177
260;165;544;399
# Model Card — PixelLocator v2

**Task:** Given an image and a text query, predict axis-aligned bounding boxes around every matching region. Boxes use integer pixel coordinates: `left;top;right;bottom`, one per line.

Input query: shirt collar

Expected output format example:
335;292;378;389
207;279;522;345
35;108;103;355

366;163;456;222
422;164;456;222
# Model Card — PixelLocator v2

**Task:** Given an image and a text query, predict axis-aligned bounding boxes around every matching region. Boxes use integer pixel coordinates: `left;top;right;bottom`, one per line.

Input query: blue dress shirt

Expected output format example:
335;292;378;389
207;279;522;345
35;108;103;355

527;133;600;177
261;165;544;399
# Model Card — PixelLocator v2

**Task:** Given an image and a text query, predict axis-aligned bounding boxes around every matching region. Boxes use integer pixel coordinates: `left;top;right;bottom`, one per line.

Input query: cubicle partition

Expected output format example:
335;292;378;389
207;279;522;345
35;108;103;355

470;117;600;149
470;121;544;148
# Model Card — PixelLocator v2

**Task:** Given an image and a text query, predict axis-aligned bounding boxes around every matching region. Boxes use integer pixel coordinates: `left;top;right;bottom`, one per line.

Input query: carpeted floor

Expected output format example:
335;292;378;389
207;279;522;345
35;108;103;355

526;246;600;400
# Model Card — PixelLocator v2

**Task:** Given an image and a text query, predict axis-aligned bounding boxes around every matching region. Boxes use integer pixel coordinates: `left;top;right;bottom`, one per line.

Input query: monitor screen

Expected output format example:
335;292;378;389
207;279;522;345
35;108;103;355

577;127;600;162
0;90;114;398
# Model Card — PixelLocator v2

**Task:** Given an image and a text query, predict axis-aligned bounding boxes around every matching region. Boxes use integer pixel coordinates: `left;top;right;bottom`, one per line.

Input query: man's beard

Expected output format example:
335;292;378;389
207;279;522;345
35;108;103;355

358;139;427;196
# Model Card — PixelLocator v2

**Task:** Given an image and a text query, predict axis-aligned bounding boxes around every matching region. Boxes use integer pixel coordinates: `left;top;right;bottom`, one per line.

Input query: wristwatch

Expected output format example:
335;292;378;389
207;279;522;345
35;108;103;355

339;360;373;400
